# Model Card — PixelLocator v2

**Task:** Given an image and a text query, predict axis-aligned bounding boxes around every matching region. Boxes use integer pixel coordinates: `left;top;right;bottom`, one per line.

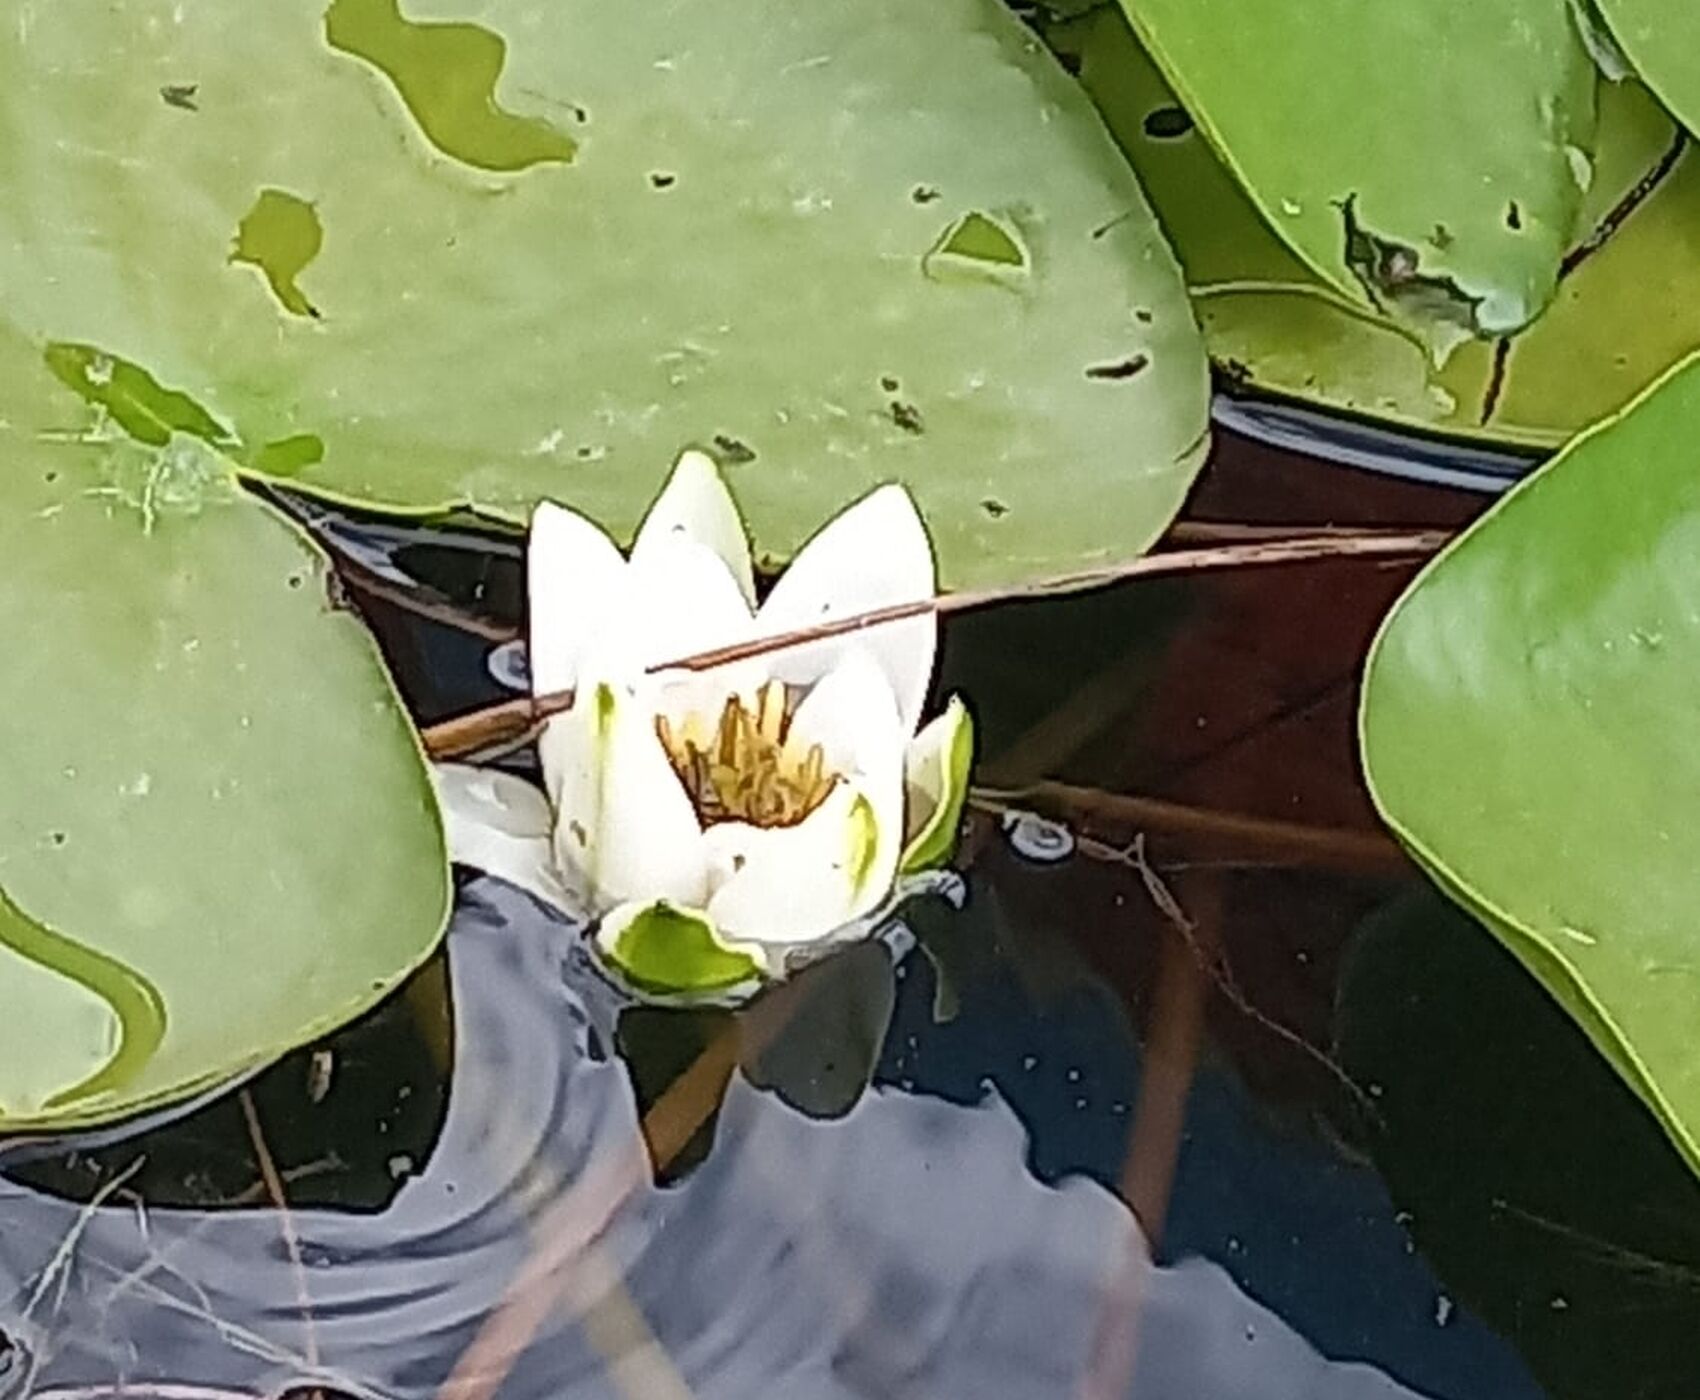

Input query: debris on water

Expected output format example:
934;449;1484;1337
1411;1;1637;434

1000;808;1075;863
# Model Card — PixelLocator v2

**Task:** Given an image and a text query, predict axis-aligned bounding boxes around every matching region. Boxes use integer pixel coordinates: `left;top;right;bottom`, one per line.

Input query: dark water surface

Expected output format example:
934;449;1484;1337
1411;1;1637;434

4;432;1699;1400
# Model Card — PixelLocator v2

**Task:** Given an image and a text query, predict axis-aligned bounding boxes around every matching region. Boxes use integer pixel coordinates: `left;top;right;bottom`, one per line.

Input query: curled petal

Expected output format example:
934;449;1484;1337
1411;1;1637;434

900;697;975;872
632;450;757;607
539;678;708;918
786;646;907;781
594;899;763;995
527;501;633;696
432;764;578;918
756;484;937;734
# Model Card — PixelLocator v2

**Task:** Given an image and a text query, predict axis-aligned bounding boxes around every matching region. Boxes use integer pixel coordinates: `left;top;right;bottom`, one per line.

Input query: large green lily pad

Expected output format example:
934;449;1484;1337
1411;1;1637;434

1598;0;1700;137
1067;6;1700;449
0;0;1209;591
1115;0;1597;351
1361;353;1700;1175
0;363;449;1129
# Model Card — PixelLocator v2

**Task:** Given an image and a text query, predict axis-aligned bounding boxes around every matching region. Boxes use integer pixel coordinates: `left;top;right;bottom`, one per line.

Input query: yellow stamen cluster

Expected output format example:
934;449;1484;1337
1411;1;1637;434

655;680;838;829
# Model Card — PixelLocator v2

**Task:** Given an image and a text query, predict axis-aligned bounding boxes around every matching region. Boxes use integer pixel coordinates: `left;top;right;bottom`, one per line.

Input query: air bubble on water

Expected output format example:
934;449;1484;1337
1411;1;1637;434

1000;809;1074;863
488;638;531;692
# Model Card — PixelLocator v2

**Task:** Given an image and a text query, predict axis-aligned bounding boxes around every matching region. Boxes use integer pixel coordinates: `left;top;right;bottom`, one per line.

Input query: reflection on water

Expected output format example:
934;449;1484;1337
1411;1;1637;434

5;437;1699;1398
1;881;1439;1400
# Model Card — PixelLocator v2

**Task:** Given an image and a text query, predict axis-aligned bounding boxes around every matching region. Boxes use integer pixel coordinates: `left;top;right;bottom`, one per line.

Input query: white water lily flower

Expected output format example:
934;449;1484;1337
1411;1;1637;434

435;450;974;996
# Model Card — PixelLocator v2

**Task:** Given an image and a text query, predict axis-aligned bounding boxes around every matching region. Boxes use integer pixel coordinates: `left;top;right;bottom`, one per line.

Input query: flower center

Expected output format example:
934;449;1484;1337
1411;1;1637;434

655;680;839;829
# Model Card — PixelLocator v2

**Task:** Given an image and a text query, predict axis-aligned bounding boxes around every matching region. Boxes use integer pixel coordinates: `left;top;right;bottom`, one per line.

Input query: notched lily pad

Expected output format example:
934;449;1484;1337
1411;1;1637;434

0;413;449;1129
0;0;1208;590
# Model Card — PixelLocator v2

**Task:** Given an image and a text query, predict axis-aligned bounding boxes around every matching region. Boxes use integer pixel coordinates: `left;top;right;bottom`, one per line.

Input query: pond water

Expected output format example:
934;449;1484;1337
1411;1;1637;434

3;428;1697;1400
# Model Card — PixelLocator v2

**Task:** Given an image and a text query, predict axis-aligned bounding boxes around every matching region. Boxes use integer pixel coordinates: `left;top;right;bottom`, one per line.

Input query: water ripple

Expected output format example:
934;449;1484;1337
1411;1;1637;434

0;880;1432;1400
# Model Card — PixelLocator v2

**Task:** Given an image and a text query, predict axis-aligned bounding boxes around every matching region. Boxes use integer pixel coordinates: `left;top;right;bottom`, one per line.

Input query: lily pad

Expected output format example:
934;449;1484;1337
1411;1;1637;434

1069;6;1700;449
1361;352;1700;1175
0;395;449;1129
1114;0;1597;351
0;0;1209;591
1597;0;1700;137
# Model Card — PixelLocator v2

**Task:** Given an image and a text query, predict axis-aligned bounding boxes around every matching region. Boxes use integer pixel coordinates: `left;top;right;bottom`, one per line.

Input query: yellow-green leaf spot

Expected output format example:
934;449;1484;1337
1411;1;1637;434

325;0;577;173
846;791;880;896
44;343;234;450
607;902;761;994
231;189;324;320
251;434;327;477
923;210;1031;288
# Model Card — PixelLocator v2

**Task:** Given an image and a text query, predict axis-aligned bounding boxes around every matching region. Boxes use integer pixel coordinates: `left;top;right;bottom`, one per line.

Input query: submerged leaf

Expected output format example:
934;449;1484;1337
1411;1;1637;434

1362;353;1700;1175
0;0;1208;590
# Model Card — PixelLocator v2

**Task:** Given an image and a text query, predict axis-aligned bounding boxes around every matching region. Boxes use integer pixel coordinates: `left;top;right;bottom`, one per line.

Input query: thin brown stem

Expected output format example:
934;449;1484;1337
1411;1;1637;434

239;1090;319;1369
420;528;1450;761
984;780;1409;876
1561;128;1688;280
337;563;516;643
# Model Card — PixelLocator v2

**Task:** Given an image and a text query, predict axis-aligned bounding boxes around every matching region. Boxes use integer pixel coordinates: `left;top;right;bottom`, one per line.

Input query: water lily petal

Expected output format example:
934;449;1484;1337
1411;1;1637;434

756;484;937;734
432;764;578;917
594;898;763;995
528;500;633;696
899;696;975;872
627;531;756;672
702;764;904;955
539;677;708;917
632;449;756;608
786;645;907;780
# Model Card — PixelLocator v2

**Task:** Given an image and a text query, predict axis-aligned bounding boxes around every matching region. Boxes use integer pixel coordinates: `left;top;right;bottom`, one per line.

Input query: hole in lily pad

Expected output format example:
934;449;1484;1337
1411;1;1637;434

711;433;756;464
1505;200;1523;231
889;400;925;434
324;0;576;172
981;497;1009;517
1085;354;1150;381
921;209;1030;289
1142;105;1193;139
649;171;677;190
910;184;941;204
232;189;324;320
